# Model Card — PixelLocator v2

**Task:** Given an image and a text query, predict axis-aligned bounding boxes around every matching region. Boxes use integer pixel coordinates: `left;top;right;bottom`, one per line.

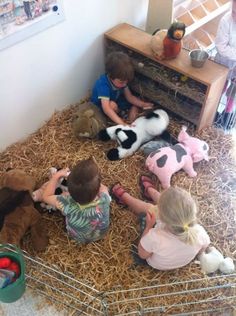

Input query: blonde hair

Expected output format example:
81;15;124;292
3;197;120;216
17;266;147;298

158;187;198;245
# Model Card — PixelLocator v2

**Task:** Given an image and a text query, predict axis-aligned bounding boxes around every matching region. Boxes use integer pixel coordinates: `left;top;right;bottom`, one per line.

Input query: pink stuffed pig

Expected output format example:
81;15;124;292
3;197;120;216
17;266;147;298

145;126;209;189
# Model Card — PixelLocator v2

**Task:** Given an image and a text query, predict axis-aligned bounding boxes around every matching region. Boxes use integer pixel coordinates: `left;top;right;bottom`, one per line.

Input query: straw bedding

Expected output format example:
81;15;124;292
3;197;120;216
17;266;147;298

0;104;236;314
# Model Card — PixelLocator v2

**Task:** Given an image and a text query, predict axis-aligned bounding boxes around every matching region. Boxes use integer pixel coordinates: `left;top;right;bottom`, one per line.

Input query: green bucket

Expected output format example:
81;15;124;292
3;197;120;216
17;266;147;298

0;244;26;303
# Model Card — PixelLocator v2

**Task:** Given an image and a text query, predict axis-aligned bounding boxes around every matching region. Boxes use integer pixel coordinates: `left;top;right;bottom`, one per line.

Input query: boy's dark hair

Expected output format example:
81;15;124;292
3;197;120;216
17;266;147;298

105;52;134;82
67;157;101;205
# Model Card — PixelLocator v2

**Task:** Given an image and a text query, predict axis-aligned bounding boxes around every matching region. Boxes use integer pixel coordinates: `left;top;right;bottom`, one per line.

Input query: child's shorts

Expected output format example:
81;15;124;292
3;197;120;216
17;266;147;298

94;96;132;118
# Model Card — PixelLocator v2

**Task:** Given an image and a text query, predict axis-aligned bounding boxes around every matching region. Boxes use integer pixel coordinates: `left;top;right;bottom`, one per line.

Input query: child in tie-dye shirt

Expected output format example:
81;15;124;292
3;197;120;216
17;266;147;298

42;157;111;243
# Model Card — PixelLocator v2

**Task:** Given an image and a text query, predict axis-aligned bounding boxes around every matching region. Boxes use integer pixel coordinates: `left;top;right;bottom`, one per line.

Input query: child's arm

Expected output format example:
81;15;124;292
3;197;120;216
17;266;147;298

99;183;109;195
124;87;154;110
138;211;156;259
101;99;126;125
98;183;112;202
42;168;70;211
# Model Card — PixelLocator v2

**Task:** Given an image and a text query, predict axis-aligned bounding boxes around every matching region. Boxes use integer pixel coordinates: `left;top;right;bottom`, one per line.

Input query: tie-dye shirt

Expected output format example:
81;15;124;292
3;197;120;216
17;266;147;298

57;192;111;244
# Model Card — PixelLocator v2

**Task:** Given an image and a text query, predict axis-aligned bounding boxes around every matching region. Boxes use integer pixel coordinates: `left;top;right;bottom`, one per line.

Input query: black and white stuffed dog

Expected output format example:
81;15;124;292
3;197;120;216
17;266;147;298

33;167;69;213
98;109;169;160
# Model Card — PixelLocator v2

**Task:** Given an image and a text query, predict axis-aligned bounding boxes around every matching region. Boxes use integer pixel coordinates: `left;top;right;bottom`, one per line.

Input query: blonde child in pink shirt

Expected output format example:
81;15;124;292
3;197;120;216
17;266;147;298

111;176;210;270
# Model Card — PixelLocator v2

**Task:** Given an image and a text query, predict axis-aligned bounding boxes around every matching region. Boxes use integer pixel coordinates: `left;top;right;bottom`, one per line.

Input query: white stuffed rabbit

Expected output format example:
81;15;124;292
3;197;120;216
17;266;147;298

198;246;235;274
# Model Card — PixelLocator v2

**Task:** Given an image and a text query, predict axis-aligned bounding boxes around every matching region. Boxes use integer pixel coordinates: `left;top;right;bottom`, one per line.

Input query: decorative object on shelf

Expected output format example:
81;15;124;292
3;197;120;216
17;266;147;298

189;49;209;68
151;21;186;60
198;246;235;274
72;102;107;139
98;109;169;160
0;169;49;252
145;126;209;189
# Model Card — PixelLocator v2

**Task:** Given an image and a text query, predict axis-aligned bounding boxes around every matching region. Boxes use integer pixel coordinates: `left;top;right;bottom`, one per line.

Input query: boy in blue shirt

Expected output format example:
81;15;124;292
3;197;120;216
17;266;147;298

91;52;153;125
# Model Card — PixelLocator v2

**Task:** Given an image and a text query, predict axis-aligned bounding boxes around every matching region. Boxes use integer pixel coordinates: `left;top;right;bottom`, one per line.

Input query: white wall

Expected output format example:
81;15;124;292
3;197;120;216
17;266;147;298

0;0;148;151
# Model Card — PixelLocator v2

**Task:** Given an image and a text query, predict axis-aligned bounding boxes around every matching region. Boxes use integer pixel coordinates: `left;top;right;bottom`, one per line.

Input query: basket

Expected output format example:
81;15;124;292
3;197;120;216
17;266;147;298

0;244;26;303
189;49;209;68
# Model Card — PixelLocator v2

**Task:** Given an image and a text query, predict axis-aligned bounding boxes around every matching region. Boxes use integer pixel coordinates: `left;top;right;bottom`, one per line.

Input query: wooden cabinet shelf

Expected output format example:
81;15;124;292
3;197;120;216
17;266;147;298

131;76;201;125
105;23;229;131
106;40;206;104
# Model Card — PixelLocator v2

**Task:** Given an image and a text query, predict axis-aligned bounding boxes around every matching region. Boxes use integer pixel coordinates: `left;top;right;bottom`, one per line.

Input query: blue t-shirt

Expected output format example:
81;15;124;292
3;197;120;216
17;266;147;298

91;74;127;109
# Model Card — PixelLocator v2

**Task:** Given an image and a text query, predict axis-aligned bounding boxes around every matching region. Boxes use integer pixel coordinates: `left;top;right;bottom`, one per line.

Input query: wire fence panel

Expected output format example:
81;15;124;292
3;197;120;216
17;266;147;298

4;245;233;316
3;242;236;316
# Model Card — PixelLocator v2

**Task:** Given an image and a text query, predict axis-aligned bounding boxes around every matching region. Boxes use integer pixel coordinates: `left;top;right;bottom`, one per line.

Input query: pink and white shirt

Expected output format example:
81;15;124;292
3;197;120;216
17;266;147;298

140;221;210;270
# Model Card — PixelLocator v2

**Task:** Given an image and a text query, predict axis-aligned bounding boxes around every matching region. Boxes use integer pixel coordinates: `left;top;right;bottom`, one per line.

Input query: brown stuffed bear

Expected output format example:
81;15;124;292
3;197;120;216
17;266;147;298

73;102;107;139
0;169;49;252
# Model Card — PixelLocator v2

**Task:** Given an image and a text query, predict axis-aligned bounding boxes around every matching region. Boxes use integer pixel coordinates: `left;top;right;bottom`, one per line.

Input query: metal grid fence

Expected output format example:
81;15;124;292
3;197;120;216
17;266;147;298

3;246;235;316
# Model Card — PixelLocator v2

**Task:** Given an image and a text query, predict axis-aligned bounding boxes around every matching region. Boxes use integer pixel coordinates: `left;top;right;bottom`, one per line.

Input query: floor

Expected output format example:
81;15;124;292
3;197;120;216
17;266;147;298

0;288;68;316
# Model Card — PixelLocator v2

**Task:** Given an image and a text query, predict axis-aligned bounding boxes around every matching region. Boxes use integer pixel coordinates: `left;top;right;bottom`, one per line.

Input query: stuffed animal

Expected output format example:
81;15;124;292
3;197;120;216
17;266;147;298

32;167;69;212
198;247;235;274
98;109;169;160
145;126;209;189
140;132;178;156
151;22;186;60
73;102;107;139
0;169;49;252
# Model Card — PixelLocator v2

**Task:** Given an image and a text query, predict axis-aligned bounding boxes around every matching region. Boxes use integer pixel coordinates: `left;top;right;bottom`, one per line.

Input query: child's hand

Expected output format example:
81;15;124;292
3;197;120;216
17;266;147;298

142;102;154;110
145;210;156;229
99;183;108;193
53;168;70;180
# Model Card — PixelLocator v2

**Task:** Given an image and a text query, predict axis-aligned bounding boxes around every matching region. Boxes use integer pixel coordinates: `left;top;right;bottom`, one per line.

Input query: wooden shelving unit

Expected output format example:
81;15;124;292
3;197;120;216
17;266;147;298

146;0;231;50
131;76;201;125
105;23;229;131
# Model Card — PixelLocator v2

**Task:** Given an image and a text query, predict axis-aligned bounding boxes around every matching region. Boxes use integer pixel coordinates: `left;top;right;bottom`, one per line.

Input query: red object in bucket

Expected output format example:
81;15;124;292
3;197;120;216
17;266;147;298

8;262;20;278
0;258;11;269
0;257;20;278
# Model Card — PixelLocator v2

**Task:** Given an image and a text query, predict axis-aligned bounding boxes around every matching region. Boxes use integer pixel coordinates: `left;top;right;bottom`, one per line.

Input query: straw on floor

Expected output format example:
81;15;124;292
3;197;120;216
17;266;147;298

0;104;236;314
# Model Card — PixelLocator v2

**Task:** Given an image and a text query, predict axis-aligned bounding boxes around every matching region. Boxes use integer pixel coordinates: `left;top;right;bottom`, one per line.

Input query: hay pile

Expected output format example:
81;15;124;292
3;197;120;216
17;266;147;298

0;104;236;314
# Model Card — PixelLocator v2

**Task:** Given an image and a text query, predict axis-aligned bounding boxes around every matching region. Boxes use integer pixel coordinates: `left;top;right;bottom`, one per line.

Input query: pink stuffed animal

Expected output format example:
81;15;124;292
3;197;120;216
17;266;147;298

145;126;209;189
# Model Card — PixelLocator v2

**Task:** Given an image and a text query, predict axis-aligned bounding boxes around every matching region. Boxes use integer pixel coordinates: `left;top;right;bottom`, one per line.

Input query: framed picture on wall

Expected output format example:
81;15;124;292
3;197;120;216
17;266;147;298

0;0;64;51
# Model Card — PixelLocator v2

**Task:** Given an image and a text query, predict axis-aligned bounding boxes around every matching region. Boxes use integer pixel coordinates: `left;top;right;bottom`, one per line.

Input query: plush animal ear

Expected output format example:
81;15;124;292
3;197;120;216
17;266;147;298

90;117;100;135
84;109;94;118
1;169;35;192
177;126;190;143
